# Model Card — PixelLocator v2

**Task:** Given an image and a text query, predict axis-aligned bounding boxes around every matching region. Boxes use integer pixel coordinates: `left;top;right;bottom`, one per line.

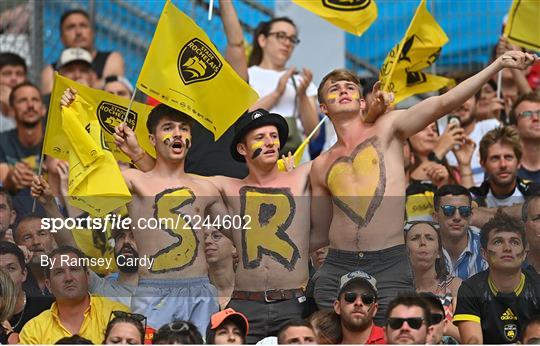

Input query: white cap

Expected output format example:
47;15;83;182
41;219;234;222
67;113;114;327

57;48;92;70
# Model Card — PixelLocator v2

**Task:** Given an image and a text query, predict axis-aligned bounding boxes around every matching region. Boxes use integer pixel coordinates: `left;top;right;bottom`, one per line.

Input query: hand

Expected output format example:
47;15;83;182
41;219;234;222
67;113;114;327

0;84;11;107
365;81;394;122
476;97;504;120
281;151;295;172
296;68;313;95
7;162;35;190
453;136;476;166
423;162;450;187
56;160;70;197
114;122;144;161
433;122;464;157
275;67;296;96
30;175;54;205
60;87;77;107
498;51;537;70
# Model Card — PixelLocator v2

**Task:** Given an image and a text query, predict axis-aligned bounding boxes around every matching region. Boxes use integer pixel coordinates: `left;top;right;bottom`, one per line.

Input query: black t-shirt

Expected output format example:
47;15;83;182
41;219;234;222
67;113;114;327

454;268;540;343
186;120;248;178
0;296;54;343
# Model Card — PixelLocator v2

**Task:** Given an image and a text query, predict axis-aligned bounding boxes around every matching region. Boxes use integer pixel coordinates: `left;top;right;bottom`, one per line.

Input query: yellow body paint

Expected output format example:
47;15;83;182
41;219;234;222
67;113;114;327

251;141;264;150
327;92;339;103
273;140;280;147
351;91;360;100
161;132;173;144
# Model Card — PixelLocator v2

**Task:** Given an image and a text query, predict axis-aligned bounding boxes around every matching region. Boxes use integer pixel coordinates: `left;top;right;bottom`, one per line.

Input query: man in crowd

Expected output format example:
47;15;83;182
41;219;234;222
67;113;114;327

333;271;385;344
41;9;124;94
522;189;540;273
277;320;316;344
19;246;129;344
453;211;540;344
522;315;540;344
384;295;433;344
0;52;27;132
471;126;538;207
310;51;535;323
433;184;487;280
0;188;16;242
0;241;53;343
511;92;540;183
13;214;56;297
418;292;451;344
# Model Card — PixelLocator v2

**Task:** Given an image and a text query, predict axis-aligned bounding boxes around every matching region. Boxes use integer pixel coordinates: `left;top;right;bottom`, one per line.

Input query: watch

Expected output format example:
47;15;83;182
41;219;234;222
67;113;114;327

427;151;443;164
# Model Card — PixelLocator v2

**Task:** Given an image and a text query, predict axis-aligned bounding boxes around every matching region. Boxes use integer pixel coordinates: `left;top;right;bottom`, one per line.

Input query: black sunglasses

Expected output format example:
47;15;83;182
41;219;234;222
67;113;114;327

343;292;376;305
109;310;147;330
440;205;472;218
431;313;444;325
387;317;424;330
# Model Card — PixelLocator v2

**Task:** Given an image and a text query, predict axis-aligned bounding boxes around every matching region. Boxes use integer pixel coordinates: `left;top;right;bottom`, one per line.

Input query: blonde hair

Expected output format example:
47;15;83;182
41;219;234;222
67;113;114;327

0;268;17;321
479;126;522;162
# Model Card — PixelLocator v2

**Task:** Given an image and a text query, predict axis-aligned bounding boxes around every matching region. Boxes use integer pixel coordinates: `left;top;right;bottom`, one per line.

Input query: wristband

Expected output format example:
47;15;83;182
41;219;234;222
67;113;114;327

427;151;444;164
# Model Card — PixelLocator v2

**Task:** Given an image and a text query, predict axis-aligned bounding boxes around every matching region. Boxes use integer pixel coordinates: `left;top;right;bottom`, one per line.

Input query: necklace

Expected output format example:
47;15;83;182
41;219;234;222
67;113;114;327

10;293;27;331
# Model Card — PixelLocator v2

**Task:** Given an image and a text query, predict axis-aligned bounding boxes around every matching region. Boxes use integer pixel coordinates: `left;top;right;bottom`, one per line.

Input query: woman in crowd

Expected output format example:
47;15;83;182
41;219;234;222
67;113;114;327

103;311;146;345
153;320;203;344
0;269;17;344
308;309;342;344
206;308;249;345
405;221;461;341
219;0;319;160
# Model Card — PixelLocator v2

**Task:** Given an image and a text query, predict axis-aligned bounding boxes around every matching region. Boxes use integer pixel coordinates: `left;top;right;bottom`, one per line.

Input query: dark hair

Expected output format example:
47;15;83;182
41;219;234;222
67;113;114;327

206;316;247;344
45;246;88;278
248;17;296;67
60;9;90;33
8;81;41;107
509;91;540;125
104;316;145;344
522;314;540;343
318;69;362;104
277;319;314;344
405;221;451;281
480;210;527;250
0;187;14;213
417;292;445;315
433;184;472;210
0;241;26;271
14;213;43;242
385;293;432;327
146;104;193;134
0;52;27;73
55;334;93;344
308;309;342;344
522;187;540;222
153;320;203;344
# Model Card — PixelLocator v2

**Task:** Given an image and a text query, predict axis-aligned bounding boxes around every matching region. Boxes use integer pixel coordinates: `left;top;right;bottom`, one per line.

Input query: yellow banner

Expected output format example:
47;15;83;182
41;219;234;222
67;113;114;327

379;0;454;104
136;0;259;140
504;0;540;51
62;97;131;217
43;73;155;163
292;0;377;36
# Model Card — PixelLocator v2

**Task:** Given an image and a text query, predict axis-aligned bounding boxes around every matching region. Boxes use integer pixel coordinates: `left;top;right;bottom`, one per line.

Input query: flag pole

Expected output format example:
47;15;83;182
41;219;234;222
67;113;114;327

122;88;137;123
496;70;502;99
208;0;214;20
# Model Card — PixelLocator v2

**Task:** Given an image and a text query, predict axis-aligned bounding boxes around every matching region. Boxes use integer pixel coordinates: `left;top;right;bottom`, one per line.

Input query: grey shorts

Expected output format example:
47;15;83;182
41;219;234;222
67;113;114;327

310;244;414;325
131;277;219;334
227;296;308;344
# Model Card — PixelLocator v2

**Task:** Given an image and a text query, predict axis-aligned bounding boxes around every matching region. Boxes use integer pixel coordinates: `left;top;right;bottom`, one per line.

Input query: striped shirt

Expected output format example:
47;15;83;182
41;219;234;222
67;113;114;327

443;228;488;281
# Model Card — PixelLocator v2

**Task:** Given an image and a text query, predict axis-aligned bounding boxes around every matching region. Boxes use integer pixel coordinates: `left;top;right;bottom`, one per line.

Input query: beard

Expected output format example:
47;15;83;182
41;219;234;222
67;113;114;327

115;244;139;273
19;118;41;129
341;311;373;332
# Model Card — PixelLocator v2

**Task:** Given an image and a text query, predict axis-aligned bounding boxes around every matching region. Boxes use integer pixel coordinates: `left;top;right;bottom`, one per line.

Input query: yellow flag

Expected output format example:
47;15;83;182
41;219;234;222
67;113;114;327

379;0;454;104
277;140;307;171
43;73;155;163
292;0;377;36
504;0;540;51
136;0;259;140
62;96;131;217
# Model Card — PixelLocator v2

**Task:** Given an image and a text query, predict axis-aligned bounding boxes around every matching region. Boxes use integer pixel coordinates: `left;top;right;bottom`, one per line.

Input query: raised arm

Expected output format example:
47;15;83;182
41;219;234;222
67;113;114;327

309;161;331;252
219;0;248;81
394;51;536;140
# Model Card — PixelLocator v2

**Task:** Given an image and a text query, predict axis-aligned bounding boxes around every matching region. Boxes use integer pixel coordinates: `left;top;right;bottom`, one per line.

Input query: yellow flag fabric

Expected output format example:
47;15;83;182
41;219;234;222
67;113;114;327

292;0;377;36
379;0;454;104
43;73;155;163
504;0;540;51
136;0;259;140
277;140;307;171
62;96;131;217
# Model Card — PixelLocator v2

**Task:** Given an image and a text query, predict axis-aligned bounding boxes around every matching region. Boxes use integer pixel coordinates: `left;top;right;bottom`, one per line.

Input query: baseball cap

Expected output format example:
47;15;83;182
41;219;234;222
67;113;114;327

338;270;377;297
56;48;92;70
210;308;249;336
230;108;288;162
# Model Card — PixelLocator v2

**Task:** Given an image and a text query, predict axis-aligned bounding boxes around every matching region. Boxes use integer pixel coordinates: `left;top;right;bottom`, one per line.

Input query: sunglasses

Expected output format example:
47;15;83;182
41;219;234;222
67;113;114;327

109;310;147;330
518;109;540;119
161;321;192;333
343;292;376;305
440;205;472;218
431;313;444;325
387;317;425;330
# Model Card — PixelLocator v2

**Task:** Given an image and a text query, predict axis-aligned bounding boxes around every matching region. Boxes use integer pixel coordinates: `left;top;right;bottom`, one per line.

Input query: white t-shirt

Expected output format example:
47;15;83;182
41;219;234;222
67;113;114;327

248;66;317;162
445;119;500;185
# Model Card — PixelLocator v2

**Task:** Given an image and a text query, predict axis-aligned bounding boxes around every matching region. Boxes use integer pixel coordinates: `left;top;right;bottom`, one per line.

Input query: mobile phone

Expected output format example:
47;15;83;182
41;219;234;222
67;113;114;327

447;114;461;127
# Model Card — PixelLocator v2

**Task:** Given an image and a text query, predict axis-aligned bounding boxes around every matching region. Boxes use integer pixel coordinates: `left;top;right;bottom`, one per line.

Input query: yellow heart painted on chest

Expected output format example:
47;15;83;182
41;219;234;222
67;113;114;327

326;138;386;226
